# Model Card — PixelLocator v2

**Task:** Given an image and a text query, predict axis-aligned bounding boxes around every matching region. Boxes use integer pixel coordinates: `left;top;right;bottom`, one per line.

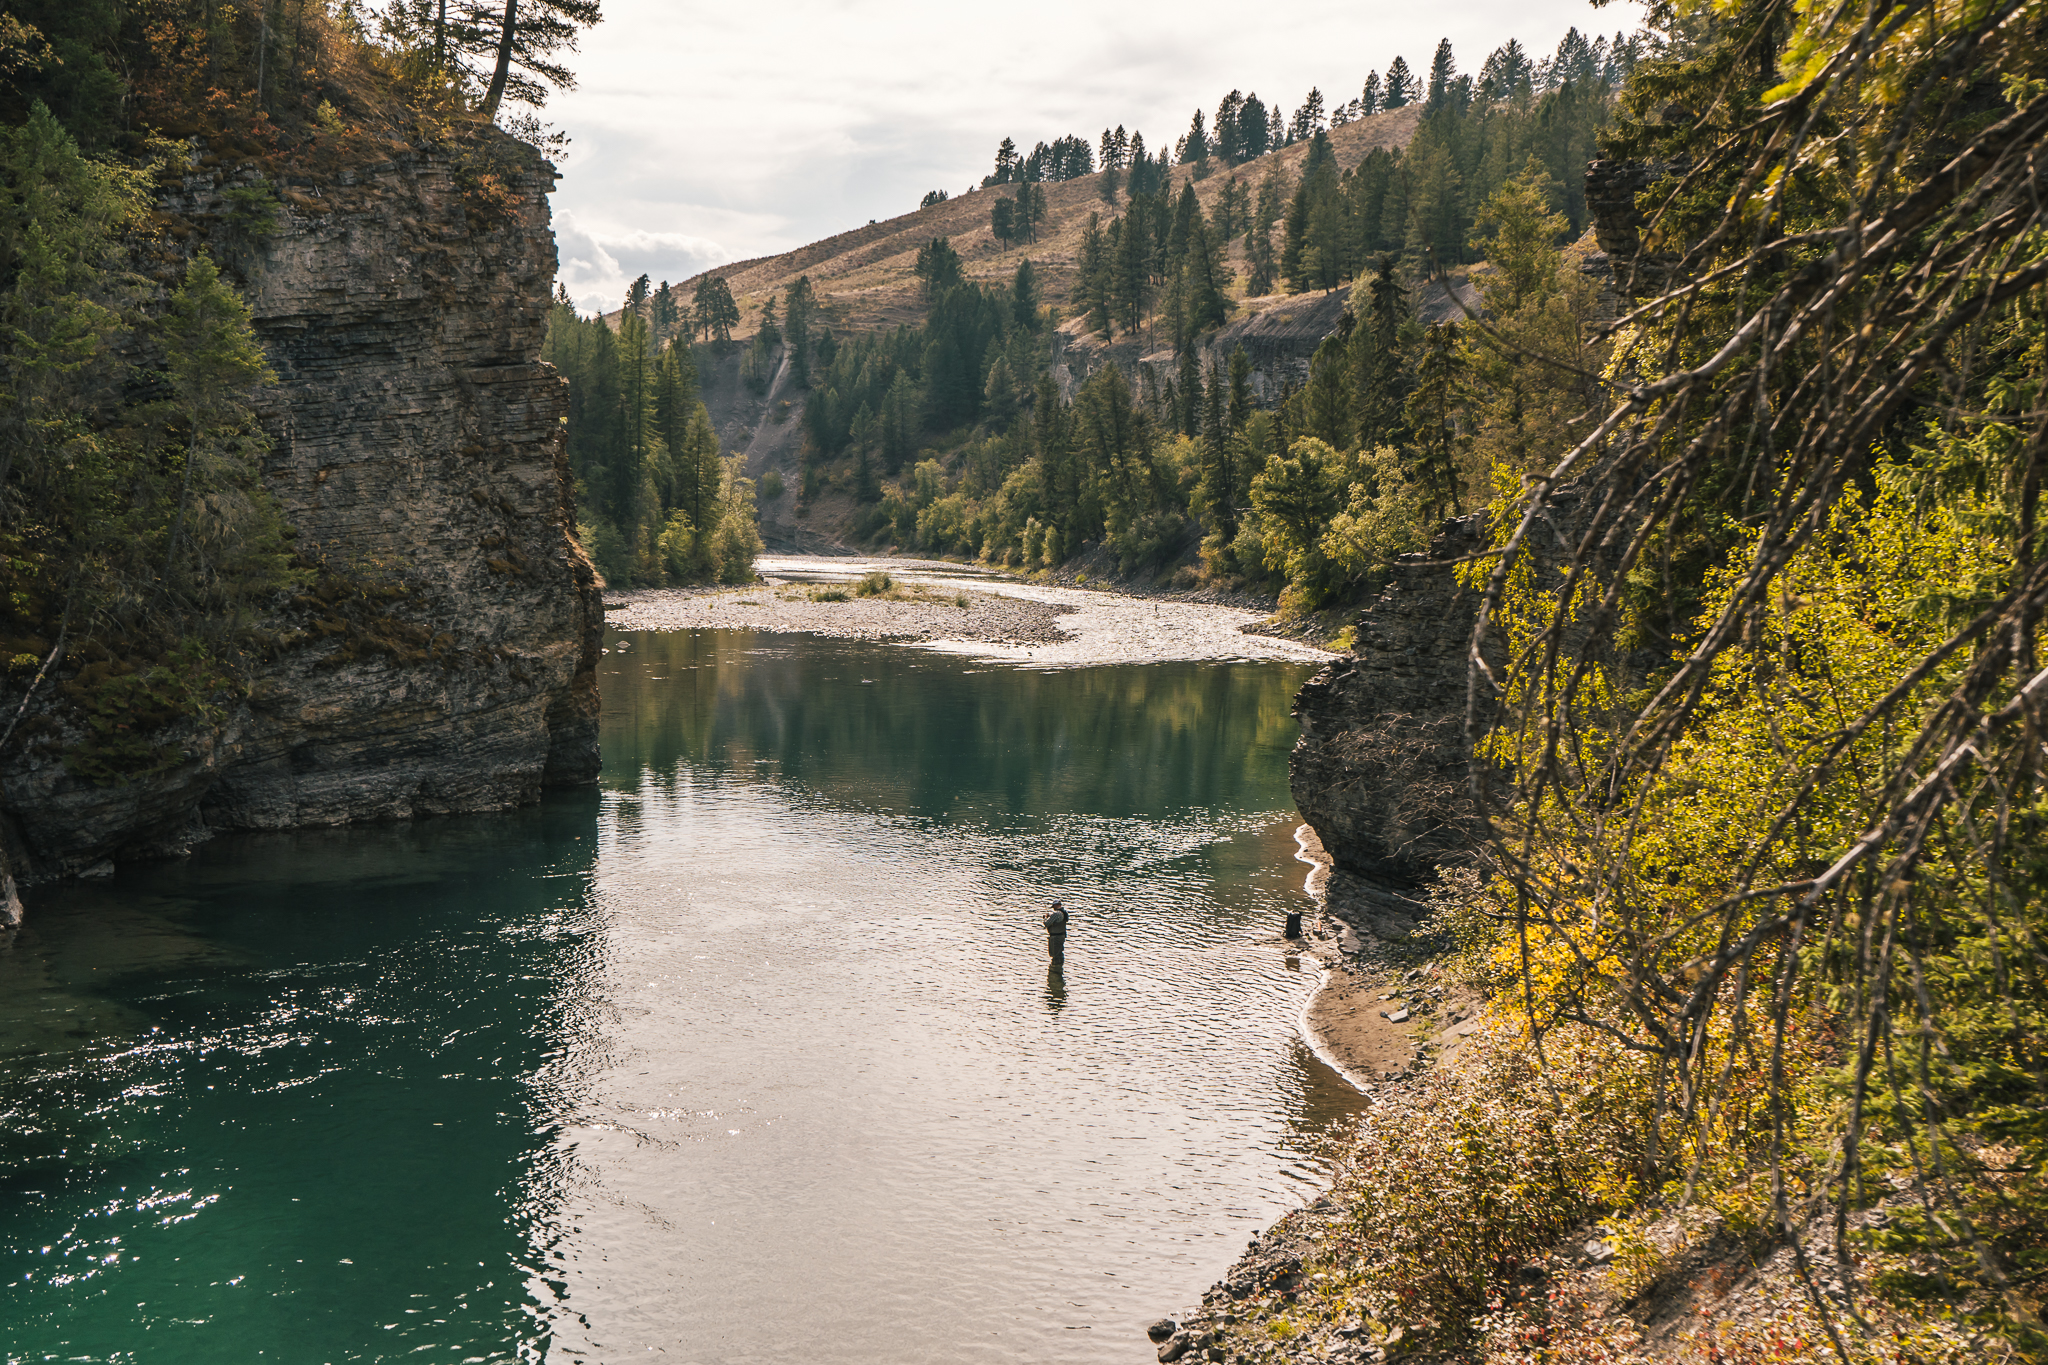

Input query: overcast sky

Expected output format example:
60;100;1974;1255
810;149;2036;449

539;0;1644;315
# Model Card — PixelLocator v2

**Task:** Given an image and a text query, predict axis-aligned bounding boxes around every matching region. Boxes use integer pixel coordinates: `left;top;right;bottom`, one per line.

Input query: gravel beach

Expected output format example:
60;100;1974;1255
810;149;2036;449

602;555;1337;667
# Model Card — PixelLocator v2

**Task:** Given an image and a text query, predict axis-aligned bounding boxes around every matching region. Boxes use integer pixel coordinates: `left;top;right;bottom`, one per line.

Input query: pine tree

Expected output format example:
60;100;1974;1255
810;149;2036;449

1544;27;1597;89
1212;177;1242;241
1423;39;1457;113
1011;257;1039;331
1356;257;1410;451
1111;210;1150;336
1214;91;1245;163
1478;39;1533;102
1078;214;1112;337
472;0;603;123
1196;355;1236;543
157;250;285;597
1175;348;1202;437
881;369;917;473
649;281;678;348
1281;129;1340;293
1238;95;1269;158
784;276;815;385
913;237;964;298
1402;321;1458;515
653;338;700;507
1249;168;1283;295
1288;87;1325;143
1383;56;1416;108
1178;108;1209;164
691;275;739;346
1401;140;1464;271
1185;215;1229;333
992;135;1020;183
1359;71;1381;117
990;196;1015;246
1301;334;1352;450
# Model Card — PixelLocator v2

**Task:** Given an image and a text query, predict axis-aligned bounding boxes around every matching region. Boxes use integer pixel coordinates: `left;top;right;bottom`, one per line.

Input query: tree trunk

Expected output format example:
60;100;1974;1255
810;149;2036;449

480;0;518;121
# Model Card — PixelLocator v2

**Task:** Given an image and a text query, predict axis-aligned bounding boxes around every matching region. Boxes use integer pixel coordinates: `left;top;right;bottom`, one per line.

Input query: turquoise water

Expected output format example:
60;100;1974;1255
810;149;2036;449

1;630;1357;1363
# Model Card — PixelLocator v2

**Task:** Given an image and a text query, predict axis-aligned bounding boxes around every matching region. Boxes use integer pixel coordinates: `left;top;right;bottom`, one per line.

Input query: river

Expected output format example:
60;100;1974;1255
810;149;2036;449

1;620;1361;1362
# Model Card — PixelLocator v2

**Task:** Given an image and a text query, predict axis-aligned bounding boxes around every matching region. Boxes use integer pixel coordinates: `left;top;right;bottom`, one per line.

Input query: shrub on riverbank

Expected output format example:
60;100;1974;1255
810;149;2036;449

1254;471;2045;1361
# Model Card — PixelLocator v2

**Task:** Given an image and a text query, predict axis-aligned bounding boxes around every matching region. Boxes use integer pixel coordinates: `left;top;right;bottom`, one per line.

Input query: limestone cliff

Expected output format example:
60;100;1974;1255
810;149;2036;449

0;131;601;887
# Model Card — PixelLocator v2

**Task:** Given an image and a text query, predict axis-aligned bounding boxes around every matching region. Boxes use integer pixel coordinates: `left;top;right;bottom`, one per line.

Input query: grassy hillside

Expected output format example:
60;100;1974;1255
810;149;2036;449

655;106;1422;340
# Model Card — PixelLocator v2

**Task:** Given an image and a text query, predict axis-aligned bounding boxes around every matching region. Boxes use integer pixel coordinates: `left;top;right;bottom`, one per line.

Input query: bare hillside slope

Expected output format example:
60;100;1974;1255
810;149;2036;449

650;106;1422;339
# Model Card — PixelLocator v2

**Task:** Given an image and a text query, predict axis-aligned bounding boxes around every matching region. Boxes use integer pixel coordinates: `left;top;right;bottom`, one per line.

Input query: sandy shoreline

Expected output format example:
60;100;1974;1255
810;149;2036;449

1290;825;1484;1088
603;555;1336;668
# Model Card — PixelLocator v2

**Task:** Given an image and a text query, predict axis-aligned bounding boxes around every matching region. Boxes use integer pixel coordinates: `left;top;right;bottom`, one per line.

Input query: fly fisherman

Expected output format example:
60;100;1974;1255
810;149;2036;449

1043;900;1068;965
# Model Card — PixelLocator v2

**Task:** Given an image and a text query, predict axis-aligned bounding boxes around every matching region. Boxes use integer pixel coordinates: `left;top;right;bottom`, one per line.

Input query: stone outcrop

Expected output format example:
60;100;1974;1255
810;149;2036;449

1290;482;1629;883
1050;291;1351;410
1289;513;1491;883
1580;159;1687;320
0;131;601;886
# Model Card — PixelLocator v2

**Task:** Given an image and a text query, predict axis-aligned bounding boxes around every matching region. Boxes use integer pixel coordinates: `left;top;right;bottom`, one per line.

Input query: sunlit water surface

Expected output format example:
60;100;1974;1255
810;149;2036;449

1;630;1359;1363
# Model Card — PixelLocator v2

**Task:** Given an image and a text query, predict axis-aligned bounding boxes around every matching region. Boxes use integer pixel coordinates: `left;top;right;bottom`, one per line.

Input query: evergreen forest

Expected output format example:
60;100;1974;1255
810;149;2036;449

0;0;601;780
758;27;1632;620
540;279;761;587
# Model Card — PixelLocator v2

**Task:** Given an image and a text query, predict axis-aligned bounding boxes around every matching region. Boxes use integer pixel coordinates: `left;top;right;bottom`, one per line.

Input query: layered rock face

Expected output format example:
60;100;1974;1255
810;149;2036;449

1289;514;1491;883
1049;292;1349;409
0;133;601;886
1291;482;1626;883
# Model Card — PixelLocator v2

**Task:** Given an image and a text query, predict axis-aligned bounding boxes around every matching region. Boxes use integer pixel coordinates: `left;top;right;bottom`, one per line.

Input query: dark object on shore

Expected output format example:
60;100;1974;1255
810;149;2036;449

1044;900;1068;963
1284;911;1302;938
1148;1318;1179;1343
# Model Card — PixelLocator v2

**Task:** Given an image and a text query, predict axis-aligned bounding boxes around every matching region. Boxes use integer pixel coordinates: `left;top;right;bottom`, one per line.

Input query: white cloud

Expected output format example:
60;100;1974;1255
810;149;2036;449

552;209;744;315
540;0;1646;284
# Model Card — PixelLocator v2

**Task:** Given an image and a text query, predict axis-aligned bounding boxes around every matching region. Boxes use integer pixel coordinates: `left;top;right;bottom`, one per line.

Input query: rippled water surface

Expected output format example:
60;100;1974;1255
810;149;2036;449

1;630;1358;1362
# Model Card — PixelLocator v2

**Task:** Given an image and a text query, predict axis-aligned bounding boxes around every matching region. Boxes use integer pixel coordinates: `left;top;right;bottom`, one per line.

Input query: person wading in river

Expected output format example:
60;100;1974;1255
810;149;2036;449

1043;901;1068;965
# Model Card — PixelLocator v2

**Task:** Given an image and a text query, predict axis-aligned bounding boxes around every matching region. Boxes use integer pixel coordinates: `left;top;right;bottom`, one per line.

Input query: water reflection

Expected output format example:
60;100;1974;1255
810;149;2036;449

0;801;600;1363
1044;964;1068;1011
0;628;1361;1364
521;630;1358;1363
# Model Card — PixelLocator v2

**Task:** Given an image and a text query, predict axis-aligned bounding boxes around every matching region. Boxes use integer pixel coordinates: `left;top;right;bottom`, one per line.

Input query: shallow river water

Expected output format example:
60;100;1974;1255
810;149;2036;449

1;628;1359;1363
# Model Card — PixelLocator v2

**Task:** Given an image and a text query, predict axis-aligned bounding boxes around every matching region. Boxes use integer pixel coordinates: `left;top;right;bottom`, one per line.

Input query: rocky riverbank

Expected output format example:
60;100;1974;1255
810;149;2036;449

605;557;1336;668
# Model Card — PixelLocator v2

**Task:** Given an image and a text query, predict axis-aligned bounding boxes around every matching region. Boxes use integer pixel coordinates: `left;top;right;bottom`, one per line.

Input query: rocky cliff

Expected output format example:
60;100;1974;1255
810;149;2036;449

1290;486;1621;882
1048;291;1353;409
0;130;601;895
1289;513;1491;883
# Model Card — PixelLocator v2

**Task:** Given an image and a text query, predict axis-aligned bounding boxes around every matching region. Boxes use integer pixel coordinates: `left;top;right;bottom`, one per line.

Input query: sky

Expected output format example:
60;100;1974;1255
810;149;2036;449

538;0;1645;315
